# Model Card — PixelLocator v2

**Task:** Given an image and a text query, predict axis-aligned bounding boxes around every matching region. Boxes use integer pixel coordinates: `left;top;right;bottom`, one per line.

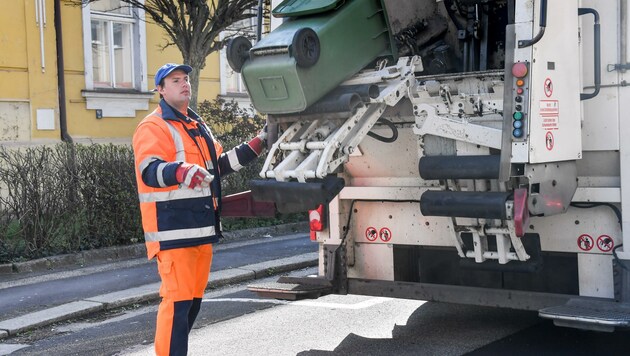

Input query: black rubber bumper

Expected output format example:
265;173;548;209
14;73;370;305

420;190;511;219
419;155;500;180
250;176;345;213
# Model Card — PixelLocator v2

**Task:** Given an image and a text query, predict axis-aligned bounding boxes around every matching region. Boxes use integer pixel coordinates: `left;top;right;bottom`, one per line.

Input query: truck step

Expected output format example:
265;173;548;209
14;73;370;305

247;276;332;301
539;299;630;332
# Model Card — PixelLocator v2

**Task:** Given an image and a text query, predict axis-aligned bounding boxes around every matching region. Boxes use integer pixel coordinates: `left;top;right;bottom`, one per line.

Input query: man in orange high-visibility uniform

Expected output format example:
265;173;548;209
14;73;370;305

132;63;266;356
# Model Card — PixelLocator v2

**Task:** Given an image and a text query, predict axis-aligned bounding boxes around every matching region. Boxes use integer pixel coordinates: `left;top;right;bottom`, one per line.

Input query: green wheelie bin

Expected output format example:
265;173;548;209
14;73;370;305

230;0;395;115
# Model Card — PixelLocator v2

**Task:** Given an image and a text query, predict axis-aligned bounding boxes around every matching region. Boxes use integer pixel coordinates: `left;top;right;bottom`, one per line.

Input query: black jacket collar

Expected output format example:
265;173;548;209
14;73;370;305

159;99;202;124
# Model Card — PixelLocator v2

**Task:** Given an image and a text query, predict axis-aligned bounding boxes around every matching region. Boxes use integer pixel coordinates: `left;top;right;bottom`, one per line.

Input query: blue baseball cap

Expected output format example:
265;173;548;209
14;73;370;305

153;63;193;91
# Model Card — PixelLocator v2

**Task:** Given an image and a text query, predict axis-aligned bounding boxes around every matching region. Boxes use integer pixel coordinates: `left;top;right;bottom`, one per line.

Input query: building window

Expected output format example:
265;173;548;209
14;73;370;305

219;2;282;100
82;0;147;92
81;0;152;118
91;19;133;88
222;47;247;95
220;9;258;96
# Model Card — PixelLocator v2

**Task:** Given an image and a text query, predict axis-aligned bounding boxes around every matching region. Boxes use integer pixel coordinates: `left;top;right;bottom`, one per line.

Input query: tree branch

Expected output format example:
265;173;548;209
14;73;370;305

65;0;268;109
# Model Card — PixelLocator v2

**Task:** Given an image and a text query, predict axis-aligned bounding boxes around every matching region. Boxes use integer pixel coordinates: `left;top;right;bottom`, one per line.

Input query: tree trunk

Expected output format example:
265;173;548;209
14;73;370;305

188;67;200;112
185;52;208;112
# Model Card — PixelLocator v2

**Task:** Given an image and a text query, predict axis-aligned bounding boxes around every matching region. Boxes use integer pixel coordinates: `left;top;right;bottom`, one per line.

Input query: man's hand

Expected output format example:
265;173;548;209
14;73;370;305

175;163;214;191
257;123;268;144
248;124;268;156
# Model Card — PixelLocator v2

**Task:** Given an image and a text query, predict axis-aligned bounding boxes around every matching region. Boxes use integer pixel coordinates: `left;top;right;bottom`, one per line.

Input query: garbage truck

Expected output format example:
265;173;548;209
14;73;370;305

228;0;630;331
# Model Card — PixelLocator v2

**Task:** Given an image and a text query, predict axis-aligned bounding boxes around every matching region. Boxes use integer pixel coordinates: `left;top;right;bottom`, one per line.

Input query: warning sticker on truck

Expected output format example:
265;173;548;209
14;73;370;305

545;131;554;151
540;100;559;130
544;77;553;97
366;227;378;241
379;228;392;242
577;234;594;251
597;235;614;252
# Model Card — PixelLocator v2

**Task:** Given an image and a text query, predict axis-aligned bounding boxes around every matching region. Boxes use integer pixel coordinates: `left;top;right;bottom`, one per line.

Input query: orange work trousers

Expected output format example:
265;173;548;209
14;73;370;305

154;244;213;356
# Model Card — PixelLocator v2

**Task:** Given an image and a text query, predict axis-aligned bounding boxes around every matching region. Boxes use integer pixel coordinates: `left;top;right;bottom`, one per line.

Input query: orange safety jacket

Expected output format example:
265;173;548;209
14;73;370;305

133;100;259;259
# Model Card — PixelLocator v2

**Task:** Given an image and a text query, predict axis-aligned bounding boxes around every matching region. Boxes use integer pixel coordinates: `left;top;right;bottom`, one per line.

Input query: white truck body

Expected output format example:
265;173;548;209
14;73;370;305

248;0;630;331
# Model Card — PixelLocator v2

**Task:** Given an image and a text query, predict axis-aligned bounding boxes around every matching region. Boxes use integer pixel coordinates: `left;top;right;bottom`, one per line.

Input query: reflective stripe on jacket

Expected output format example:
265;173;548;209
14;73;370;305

133;101;259;259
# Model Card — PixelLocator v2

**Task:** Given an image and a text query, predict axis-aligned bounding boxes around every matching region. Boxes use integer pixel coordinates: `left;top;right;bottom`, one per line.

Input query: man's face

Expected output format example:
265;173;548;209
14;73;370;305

158;69;191;110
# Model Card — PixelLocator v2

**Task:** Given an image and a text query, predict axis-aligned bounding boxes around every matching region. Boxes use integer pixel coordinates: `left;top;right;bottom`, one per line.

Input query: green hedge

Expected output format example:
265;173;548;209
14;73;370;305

0;143;141;263
0;99;304;263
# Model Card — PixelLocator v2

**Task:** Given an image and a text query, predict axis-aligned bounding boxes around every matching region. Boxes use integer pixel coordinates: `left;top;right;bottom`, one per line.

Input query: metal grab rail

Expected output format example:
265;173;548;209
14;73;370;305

518;0;547;48
579;8;602;101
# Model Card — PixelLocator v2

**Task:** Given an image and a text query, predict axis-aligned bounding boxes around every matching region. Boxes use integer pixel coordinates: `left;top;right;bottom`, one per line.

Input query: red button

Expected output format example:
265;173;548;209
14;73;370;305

516;88;524;95
512;62;528;78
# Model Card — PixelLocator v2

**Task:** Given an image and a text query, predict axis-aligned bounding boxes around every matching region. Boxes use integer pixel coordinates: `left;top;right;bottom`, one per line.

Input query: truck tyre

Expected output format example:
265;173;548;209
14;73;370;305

292;28;320;68
226;36;252;73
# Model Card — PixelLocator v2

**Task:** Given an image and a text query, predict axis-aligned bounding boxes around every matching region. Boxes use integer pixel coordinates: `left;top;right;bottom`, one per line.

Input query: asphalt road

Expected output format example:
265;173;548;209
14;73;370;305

0;234;314;321
4;270;630;356
4;269;315;356
153;295;630;356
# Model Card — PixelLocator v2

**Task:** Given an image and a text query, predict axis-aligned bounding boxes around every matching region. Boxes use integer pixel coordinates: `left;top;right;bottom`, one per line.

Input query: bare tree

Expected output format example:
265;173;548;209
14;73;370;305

72;0;266;109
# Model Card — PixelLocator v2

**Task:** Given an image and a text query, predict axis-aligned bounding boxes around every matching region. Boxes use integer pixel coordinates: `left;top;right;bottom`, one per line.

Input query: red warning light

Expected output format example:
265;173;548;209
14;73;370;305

512;62;528;78
513;188;529;237
308;205;325;241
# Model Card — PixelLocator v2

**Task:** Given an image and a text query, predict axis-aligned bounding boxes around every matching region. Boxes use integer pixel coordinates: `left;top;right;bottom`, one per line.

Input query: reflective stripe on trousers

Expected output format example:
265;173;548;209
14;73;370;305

154;244;213;356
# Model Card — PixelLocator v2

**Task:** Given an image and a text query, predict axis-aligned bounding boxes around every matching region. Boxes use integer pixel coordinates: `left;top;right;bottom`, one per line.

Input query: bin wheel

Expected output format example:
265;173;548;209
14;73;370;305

292;28;320;68
226;36;252;73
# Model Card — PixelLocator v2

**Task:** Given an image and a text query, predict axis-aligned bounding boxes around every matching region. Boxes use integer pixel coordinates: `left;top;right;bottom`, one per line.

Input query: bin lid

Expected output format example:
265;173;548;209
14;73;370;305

272;0;344;18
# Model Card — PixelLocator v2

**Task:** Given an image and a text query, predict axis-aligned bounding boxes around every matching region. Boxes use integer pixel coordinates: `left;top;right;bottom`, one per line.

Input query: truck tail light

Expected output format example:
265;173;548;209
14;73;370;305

308;204;325;240
513;188;529;237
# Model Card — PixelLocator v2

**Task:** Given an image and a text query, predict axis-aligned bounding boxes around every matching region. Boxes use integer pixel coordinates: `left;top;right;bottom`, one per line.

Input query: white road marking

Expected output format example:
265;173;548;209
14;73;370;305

292;297;401;310
202;298;289;304
201;296;404;310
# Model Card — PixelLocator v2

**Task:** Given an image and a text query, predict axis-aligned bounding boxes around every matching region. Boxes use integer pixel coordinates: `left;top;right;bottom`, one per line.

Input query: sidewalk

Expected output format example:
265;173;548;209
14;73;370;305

0;223;316;341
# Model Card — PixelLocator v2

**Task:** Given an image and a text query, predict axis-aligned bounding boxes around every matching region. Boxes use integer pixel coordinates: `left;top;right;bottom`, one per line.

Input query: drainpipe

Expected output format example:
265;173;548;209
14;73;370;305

257;0;263;41
54;0;72;143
